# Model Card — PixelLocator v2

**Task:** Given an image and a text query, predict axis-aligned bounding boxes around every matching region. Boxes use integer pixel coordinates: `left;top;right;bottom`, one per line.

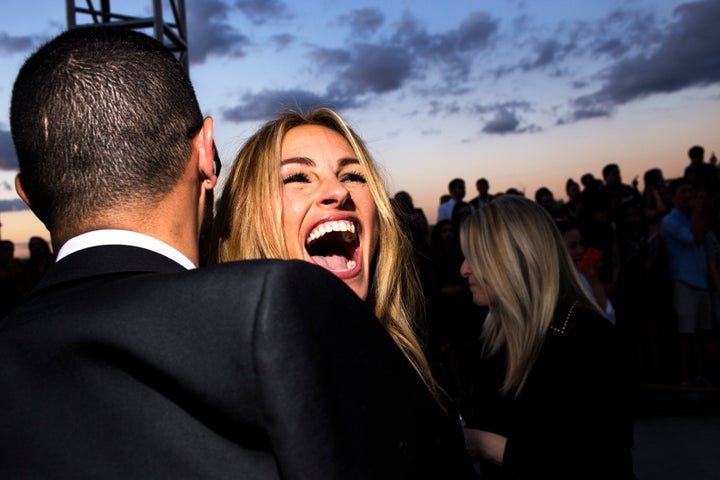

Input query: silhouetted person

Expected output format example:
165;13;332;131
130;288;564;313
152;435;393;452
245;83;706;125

438;178;466;222
685;145;705;182
469;178;493;210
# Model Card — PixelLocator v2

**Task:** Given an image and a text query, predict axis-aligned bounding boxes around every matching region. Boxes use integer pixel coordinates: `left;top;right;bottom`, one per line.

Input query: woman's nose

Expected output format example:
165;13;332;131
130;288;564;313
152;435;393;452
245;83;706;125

459;259;470;277
319;178;351;207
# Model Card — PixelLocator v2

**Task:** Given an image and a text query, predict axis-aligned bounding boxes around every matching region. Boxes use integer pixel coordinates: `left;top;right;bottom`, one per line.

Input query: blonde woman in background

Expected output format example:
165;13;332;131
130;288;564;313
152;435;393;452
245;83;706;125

210;107;474;478
459;195;636;479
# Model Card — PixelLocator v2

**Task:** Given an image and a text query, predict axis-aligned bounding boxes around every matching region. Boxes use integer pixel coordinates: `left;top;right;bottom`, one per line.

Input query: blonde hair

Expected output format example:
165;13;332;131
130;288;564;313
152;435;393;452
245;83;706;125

459;195;600;396
210;107;440;401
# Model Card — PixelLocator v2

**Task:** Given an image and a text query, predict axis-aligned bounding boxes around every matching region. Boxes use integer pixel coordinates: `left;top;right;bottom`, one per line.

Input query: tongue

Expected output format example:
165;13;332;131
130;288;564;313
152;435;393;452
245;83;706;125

312;254;349;272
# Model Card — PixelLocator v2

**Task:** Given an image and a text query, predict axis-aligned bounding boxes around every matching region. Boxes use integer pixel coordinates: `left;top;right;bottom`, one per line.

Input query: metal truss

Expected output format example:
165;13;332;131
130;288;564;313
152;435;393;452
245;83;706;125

65;0;188;72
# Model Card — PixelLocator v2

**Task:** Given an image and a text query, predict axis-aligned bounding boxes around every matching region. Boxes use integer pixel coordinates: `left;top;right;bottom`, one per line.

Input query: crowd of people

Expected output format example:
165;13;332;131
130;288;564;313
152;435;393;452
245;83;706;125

391;147;720;408
0;236;54;318
0;25;716;479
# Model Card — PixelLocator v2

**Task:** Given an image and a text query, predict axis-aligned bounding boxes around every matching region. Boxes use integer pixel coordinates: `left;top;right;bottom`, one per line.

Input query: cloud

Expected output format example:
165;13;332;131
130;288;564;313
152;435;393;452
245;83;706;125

0;129;18;170
310;47;352;67
222;9;501;123
188;0;250;63
338;8;384;36
393;12;498;81
0;32;38;54
222;88;359;122
457;12;499;50
522;39;576;71
571;0;720;116
483;109;520;134
270;33;294;51
235;0;291;25
329;44;414;96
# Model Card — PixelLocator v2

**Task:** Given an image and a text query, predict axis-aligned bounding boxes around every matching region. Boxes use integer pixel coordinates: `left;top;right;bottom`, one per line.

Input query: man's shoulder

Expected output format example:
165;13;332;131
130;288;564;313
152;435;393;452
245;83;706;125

196;259;356;299
201;258;333;280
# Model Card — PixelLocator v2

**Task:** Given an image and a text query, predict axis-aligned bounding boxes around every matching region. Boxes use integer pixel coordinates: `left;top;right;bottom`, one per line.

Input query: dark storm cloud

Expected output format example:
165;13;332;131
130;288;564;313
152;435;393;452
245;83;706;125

571;0;720;117
0;129;18;170
0;32;38;54
222;89;358;122
188;0;250;63
235;0;291;25
337;8;385;36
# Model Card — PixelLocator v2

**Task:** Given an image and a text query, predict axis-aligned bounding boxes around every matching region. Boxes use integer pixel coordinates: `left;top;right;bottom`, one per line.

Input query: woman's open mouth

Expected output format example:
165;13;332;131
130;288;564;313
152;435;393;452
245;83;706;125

305;219;361;275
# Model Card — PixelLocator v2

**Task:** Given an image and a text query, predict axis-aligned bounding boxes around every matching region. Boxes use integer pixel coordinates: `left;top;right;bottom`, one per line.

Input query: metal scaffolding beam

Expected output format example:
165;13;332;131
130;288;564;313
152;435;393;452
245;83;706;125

65;0;188;73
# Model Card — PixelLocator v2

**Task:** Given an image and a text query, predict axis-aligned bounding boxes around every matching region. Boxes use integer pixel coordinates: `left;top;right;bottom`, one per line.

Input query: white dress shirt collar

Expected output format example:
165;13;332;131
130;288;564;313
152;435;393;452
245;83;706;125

56;229;196;270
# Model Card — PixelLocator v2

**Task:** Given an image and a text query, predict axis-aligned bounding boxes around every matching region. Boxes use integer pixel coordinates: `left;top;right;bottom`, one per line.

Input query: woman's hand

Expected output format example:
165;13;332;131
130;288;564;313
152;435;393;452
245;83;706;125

463;428;507;465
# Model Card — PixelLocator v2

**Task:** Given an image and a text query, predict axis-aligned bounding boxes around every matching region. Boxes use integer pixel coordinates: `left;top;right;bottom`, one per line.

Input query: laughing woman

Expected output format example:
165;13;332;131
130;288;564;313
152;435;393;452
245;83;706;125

209;107;473;477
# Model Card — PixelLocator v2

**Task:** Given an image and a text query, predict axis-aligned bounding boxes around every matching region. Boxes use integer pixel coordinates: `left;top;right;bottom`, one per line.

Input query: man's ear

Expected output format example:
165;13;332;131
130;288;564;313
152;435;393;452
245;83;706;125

194;116;217;189
15;174;32;209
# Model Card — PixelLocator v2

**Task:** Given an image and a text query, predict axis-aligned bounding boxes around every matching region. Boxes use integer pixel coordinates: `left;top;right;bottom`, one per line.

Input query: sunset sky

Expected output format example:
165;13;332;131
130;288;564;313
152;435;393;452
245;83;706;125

1;0;719;256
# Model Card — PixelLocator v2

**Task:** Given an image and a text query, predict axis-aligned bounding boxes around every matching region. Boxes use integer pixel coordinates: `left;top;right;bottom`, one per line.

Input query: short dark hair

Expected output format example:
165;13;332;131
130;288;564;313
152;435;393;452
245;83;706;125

11;27;204;230
688;145;704;160
602;163;619;178
448;178;465;191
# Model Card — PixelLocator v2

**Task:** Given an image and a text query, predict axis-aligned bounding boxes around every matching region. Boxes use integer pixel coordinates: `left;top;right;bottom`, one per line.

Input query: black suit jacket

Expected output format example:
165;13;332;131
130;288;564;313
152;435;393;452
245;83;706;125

467;301;635;479
0;246;473;479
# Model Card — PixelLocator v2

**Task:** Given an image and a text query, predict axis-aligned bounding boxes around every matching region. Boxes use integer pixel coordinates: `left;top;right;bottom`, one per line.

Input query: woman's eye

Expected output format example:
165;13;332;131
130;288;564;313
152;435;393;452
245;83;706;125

341;172;367;183
282;172;310;184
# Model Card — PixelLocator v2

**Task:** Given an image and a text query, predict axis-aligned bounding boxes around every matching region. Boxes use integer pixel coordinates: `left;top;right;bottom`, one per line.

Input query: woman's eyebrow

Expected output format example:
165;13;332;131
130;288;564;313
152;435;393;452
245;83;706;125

280;157;315;167
338;157;360;167
280;157;360;167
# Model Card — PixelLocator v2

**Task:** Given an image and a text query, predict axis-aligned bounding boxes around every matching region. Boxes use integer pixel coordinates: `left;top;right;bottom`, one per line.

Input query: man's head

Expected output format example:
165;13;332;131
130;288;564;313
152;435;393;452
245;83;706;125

475;178;489;196
602;163;621;187
667;177;694;213
448;178;466;201
688;145;704;164
0;240;14;267
11;27;213;245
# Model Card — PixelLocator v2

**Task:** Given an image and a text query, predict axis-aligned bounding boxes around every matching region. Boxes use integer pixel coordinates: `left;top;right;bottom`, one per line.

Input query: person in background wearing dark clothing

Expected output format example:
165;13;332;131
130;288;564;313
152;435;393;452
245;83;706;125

469;178;494;210
559;178;582;223
426;219;472;404
0;240;27;319
578;187;620;297
601;163;642;223
534;186;563;221
0;28;474;479
459;196;635;480
642;168;670;240
25;236;54;286
685;145;705;182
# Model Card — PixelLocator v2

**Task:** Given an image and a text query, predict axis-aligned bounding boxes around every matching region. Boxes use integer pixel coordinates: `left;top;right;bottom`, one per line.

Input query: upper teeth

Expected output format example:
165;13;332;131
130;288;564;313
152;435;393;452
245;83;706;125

306;220;356;244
